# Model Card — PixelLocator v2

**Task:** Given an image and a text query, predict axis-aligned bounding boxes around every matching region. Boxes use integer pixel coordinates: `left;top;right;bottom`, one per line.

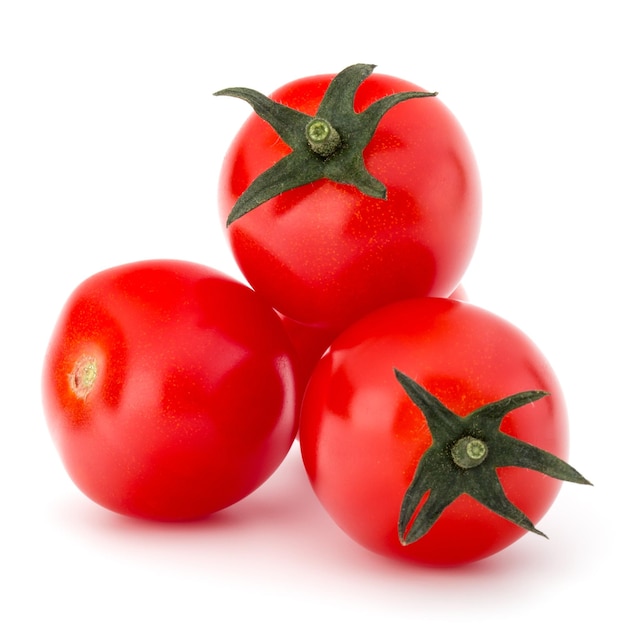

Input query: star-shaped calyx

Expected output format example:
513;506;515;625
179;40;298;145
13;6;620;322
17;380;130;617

214;63;437;226
394;369;591;546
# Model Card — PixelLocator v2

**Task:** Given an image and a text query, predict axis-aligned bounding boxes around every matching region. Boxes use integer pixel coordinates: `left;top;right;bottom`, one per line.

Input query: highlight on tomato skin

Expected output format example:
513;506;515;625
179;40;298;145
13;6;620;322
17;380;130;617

215;63;482;337
42;259;299;522
298;296;591;567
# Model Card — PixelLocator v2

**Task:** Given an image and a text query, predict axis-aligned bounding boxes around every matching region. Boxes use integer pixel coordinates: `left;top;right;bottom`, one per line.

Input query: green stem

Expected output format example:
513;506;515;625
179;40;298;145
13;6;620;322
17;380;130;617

451;436;488;469
306;118;341;157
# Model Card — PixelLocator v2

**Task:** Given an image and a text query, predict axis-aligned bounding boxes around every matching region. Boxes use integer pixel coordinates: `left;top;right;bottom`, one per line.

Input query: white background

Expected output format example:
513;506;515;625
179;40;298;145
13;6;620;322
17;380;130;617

1;1;623;623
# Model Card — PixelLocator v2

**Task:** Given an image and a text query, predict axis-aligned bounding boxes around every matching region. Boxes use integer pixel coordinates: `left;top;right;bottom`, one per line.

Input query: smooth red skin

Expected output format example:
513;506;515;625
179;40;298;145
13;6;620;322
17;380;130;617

42;260;297;521
299;298;568;566
218;72;481;334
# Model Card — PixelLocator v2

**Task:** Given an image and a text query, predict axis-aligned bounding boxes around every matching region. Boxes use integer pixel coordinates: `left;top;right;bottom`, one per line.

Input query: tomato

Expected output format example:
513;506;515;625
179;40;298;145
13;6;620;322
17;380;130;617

215;64;481;334
42;259;297;521
299;297;590;566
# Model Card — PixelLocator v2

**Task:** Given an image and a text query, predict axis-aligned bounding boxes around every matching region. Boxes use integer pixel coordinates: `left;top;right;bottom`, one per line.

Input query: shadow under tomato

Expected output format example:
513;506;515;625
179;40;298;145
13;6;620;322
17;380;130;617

48;442;582;588
49;445;321;534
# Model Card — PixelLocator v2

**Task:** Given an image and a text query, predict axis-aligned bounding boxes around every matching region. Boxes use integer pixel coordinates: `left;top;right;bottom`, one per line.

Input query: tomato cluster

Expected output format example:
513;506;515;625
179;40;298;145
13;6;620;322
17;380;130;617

43;64;590;566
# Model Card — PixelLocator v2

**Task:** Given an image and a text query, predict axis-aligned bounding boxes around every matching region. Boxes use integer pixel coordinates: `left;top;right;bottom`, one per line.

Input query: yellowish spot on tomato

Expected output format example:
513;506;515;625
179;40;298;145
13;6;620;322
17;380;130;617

70;355;98;400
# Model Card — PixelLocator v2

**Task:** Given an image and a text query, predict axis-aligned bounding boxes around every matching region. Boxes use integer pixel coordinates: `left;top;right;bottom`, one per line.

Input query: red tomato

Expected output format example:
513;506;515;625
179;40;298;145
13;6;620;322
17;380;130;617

216;64;481;334
42;260;297;521
299;297;589;565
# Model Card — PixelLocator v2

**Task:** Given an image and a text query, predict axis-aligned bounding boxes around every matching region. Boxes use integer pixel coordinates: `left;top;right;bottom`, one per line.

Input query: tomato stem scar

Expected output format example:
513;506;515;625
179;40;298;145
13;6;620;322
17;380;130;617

70;355;98;400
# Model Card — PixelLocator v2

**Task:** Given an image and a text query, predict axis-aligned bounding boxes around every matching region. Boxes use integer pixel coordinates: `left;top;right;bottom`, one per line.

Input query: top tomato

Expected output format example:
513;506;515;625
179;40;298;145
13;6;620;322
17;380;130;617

215;64;481;333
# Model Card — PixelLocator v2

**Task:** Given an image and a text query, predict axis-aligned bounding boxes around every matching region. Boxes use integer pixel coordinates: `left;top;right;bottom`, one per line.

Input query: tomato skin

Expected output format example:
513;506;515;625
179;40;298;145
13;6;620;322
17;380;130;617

299;297;569;566
218;70;481;334
42;260;297;521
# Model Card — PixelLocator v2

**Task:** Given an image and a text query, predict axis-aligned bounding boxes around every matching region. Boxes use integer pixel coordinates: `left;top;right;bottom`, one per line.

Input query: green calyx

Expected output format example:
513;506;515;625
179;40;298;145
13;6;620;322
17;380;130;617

394;369;592;546
214;63;437;226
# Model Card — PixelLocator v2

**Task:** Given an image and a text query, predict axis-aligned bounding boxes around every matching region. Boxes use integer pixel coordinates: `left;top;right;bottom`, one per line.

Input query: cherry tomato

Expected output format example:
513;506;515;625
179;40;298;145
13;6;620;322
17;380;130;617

42;260;297;521
216;64;481;334
299;297;589;566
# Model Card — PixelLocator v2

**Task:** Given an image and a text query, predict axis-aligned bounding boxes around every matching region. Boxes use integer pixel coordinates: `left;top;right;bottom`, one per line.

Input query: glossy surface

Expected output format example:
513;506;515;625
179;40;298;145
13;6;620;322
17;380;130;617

299;298;569;565
42;260;297;521
218;71;481;334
